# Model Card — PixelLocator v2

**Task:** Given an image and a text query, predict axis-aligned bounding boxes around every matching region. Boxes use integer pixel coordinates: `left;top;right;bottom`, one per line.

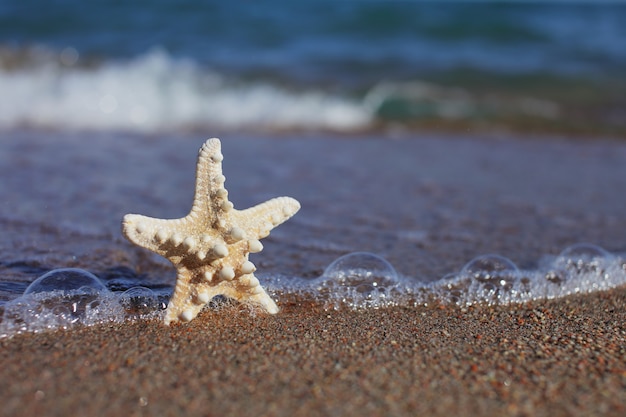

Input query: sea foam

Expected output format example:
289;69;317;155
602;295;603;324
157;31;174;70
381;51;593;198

264;243;626;310
0;48;371;133
2;243;625;338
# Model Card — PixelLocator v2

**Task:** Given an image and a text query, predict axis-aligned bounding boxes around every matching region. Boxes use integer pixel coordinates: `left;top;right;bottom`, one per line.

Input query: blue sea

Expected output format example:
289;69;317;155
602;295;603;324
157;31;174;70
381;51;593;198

1;1;625;134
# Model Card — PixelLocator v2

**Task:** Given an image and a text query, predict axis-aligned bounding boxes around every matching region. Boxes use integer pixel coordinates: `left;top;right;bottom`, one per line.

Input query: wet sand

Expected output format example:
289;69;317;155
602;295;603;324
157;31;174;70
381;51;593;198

1;131;626;415
0;289;625;417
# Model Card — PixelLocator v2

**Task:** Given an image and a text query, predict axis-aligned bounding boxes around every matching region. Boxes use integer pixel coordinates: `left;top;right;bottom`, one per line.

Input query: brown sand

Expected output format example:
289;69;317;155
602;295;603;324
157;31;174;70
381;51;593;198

1;289;625;417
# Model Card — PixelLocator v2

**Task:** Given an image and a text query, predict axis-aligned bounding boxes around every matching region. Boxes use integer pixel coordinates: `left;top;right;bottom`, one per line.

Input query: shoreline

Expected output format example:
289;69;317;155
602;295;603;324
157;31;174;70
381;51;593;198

1;288;625;416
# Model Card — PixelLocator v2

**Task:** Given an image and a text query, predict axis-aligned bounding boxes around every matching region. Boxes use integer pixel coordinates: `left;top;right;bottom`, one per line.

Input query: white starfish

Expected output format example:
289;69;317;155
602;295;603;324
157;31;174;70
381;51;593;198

122;138;300;325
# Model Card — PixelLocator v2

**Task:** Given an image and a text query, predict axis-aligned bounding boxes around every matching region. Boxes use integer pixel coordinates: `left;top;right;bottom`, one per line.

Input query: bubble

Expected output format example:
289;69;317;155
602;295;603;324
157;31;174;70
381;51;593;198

558;243;609;260
438;273;464;304
317;252;399;308
556;243;610;271
24;268;108;295
461;254;519;294
323;252;398;288
0;269;116;334
119;287;160;316
541;245;611;292
462;254;518;278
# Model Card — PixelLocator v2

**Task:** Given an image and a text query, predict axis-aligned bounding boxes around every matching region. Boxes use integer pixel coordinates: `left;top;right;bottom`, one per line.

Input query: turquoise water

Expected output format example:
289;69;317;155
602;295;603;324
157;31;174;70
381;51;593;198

1;1;625;133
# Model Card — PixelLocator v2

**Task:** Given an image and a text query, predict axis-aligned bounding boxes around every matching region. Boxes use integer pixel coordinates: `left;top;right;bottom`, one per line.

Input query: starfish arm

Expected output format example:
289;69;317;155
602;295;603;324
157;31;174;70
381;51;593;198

164;268;197;325
234;197;301;239
122;214;191;255
164;268;237;325
165;270;279;324
189;138;228;219
237;286;279;314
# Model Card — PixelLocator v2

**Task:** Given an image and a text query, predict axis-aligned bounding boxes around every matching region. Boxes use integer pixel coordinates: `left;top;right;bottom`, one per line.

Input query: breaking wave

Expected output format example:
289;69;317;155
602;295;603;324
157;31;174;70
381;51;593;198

0;48;372;133
0;46;568;134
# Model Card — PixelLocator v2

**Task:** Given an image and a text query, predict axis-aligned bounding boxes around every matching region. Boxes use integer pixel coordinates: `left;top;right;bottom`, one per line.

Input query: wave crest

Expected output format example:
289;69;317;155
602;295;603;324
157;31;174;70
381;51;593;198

0;48;372;133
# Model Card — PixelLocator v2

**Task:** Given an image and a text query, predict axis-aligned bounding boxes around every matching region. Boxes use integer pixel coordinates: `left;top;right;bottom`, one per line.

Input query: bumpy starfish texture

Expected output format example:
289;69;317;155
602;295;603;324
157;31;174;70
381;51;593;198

122;138;300;325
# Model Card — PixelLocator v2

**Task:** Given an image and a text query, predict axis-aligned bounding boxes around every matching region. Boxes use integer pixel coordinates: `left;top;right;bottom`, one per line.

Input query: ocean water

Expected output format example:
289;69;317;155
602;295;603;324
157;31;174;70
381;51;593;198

1;1;625;134
2;2;626;337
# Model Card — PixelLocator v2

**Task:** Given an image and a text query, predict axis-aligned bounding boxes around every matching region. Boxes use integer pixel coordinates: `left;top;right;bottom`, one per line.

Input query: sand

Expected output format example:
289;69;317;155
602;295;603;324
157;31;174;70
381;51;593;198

1;130;626;416
0;289;625;417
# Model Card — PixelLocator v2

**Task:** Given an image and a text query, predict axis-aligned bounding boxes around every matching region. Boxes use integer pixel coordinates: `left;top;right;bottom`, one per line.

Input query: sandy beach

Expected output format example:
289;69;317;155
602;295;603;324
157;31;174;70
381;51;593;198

1;131;626;416
0;288;624;417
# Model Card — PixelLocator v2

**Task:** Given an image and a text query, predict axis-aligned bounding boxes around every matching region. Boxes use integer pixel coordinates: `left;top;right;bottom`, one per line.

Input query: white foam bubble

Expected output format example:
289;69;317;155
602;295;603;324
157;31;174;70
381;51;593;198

0;289;124;337
430;245;626;306
24;268;107;295
0;48;372;132
317;252;401;309
265;244;626;310
0;269;162;338
3;243;625;338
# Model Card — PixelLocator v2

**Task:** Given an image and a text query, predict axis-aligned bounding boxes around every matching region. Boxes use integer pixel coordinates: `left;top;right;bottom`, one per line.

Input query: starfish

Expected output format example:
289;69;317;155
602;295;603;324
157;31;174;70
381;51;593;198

122;138;300;325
